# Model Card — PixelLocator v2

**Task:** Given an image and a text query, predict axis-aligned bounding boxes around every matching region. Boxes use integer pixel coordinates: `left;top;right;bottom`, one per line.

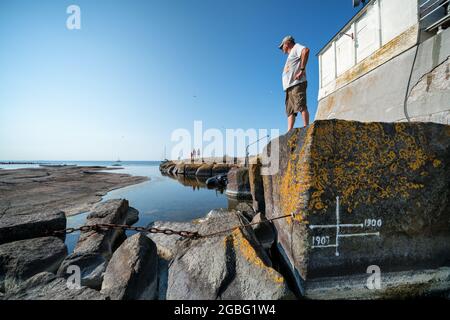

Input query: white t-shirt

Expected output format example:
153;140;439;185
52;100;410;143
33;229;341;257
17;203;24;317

282;43;307;91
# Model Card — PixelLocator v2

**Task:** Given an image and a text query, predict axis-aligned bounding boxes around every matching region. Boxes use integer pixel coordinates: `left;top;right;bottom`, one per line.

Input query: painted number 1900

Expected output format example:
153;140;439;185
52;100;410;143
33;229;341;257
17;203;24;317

364;219;382;228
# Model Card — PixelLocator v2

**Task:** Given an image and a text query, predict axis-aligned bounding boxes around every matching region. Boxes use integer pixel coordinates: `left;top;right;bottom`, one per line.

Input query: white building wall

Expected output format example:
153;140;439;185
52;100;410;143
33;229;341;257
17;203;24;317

336;26;355;76
320;44;336;87
356;2;380;63
381;0;418;45
318;0;419;98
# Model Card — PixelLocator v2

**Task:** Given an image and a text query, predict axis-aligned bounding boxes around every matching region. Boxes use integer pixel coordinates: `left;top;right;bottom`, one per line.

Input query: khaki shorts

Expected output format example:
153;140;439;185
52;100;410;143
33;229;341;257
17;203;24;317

285;81;307;117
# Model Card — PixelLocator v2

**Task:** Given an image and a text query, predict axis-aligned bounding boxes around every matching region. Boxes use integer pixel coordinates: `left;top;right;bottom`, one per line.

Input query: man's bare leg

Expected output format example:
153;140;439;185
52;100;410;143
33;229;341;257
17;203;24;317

301;109;310;127
288;114;296;132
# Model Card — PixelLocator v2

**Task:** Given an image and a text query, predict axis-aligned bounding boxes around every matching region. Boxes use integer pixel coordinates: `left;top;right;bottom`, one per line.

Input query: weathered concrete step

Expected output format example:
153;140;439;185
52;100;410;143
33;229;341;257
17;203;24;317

303;267;450;300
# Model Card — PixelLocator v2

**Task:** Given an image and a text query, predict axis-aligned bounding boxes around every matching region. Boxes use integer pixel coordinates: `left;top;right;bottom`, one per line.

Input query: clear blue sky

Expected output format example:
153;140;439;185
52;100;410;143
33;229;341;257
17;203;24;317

0;0;358;161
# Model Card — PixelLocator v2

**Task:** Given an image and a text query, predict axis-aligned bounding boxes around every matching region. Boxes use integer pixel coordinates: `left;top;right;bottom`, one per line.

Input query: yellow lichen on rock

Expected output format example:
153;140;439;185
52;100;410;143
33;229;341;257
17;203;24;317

228;229;285;284
279;121;439;216
433;159;442;168
279;128;314;223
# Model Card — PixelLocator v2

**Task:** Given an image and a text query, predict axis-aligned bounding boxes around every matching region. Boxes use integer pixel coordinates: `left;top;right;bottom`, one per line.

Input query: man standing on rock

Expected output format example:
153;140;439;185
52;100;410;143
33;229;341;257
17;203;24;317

279;35;310;131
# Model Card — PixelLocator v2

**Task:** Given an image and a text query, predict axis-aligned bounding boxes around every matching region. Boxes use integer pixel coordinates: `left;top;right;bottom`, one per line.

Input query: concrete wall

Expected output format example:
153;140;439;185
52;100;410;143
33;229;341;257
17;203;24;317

318;0;419;98
315;27;450;124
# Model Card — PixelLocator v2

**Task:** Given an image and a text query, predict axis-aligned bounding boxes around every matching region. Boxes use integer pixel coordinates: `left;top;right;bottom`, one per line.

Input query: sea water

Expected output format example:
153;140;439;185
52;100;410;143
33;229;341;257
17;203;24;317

1;161;229;253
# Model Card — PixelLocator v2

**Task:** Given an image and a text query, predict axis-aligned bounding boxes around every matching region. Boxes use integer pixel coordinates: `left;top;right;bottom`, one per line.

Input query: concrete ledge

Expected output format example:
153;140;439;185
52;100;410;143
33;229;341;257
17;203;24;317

304;267;450;300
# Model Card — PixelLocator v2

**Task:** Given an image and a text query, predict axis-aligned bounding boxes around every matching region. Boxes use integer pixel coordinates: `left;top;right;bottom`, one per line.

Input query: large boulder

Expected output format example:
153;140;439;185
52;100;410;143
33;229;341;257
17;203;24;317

166;209;293;300
147;221;198;261
211;164;232;176
159;161;176;174
57;199;133;289
0;210;66;245
196;164;214;177
262;120;450;298
5;272;106;300
184;164;203;176
0;237;67;293
125;207;139;226
226;168;252;200
147;220;199;300
174;163;185;175
101;233;158;300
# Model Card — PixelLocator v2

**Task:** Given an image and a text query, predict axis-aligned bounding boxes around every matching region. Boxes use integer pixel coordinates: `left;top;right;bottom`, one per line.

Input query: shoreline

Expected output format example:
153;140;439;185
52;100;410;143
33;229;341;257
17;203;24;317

0;165;149;218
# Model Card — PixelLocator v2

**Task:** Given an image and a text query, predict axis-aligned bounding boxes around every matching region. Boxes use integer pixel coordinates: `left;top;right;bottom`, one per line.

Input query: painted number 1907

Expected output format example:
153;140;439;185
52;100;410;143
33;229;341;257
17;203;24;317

312;236;331;246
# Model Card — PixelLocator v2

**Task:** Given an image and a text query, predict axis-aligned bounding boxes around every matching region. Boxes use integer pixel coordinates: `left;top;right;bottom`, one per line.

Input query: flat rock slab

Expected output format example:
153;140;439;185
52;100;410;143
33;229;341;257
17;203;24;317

0;166;148;218
5;272;106;300
101;233;158;300
166;209;293;300
0;210;66;245
0;237;67;293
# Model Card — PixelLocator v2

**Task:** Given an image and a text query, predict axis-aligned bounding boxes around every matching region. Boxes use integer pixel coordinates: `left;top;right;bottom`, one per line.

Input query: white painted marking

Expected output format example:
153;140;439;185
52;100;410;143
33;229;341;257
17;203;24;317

335;196;340;257
309;224;363;230
339;232;380;238
308;196;381;257
311;244;338;249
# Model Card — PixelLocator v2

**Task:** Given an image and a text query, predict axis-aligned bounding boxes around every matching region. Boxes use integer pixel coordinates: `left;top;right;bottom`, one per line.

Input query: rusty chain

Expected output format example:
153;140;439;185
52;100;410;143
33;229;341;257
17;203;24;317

49;214;294;240
51;223;201;239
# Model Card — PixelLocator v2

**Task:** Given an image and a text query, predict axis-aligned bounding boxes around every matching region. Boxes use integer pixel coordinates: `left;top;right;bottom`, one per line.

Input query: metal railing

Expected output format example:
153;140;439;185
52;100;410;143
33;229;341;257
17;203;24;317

419;0;450;30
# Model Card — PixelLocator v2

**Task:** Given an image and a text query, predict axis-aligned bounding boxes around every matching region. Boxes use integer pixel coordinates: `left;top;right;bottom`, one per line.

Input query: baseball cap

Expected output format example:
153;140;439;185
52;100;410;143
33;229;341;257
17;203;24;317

278;35;295;49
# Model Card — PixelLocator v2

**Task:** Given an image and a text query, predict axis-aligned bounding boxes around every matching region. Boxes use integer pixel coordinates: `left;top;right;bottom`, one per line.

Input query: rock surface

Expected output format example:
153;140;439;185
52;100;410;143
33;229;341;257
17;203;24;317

125;207;139;226
146;220;200;300
249;158;266;214
184;164;203;176
166;209;293;300
212;163;233;176
0;166;148;217
251;213;275;250
0;209;66;245
196;164;214;177
262;120;450;296
160;160;235;178
57;199;133;289
174;163;185;175
148;221;199;261
304;267;450;300
0;237;67;293
226;167;252;200
234;202;257;221
101;233;158;300
5;272;106;300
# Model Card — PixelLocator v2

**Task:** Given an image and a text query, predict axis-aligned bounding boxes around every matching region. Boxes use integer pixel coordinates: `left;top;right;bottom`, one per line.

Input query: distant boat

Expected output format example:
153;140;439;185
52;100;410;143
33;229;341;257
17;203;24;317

111;157;122;167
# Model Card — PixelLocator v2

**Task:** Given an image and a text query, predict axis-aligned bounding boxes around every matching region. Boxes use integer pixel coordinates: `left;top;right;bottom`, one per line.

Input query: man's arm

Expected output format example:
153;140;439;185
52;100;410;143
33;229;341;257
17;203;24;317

295;47;310;80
